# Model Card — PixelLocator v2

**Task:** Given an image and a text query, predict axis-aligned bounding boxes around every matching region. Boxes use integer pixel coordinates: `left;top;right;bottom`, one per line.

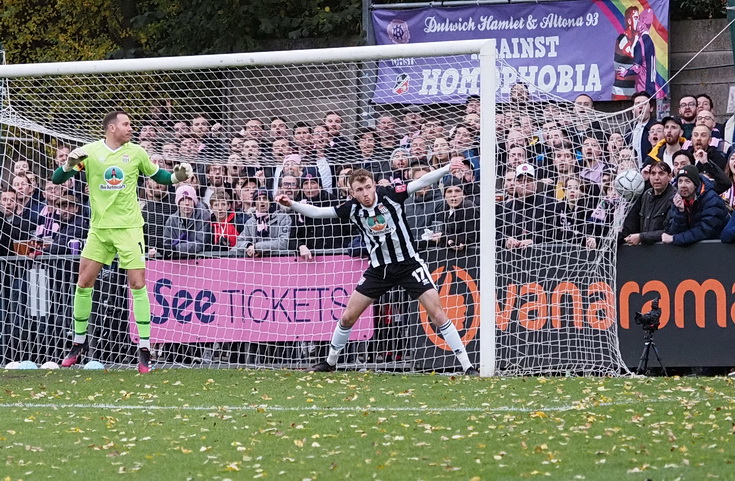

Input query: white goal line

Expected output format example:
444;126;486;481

0;398;680;414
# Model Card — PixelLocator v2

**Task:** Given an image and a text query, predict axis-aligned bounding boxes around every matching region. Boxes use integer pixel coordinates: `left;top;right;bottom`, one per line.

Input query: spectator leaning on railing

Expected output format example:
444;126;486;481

235;189;291;258
162;185;210;259
662;165;729;246
620;161;675;245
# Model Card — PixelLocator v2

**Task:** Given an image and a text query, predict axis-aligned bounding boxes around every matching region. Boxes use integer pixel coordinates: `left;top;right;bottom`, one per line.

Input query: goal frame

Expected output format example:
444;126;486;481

0;39;498;375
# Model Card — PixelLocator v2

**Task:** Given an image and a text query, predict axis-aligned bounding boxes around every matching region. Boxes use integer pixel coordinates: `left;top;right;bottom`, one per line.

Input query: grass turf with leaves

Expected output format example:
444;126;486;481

1;369;734;480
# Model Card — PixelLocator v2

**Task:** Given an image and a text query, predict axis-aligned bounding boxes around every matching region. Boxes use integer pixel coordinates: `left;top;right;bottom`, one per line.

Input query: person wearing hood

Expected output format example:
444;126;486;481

235;189;291;257
662;165;729;246
162;184;210;258
671;149;731;195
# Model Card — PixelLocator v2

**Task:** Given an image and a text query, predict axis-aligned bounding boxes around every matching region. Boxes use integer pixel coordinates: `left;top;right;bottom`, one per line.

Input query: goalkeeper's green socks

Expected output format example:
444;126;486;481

72;286;93;344
132;287;151;350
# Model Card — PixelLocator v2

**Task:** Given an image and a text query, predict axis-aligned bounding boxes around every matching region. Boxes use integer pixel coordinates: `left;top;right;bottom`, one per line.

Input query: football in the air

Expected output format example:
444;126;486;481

614;169;645;201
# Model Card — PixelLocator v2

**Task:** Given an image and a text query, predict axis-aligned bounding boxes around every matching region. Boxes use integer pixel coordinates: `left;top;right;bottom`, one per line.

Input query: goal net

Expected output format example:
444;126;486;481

0;40;635;375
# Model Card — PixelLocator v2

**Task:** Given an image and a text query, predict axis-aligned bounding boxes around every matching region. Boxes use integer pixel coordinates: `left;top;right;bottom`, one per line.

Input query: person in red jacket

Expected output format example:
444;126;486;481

209;190;242;251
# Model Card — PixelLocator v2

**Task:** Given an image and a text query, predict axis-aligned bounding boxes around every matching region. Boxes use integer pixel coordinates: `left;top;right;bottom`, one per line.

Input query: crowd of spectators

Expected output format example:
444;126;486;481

494;89;735;251
3;86;735;366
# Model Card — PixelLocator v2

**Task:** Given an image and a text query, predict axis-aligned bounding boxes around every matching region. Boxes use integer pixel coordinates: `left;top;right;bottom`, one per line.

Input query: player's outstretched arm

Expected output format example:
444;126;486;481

407;162;454;195
276;194;338;219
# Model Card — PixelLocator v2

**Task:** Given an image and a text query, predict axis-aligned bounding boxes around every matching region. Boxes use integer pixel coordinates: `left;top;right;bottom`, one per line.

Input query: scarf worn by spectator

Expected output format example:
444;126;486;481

255;212;271;236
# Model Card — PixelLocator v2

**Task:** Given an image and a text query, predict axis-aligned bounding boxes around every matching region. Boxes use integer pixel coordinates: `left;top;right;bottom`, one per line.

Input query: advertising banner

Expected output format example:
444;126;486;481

617;241;735;368
417;242;735;371
372;0;669;103
127;241;735;368
129;256;373;343
415;246;619;372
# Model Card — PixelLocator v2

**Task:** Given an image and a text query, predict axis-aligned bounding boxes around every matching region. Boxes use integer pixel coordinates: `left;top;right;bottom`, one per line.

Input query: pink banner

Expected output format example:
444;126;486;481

129;256;373;343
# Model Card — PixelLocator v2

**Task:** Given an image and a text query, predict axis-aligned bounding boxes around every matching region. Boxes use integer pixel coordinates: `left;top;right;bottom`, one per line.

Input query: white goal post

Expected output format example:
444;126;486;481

0;39;630;376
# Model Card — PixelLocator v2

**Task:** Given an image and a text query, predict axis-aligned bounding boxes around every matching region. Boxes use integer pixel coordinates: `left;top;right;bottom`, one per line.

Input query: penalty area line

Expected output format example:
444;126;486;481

0;398;678;413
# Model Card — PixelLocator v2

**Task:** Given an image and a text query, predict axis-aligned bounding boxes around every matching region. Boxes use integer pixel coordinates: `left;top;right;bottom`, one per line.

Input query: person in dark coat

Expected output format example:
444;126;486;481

48;195;88;255
663;165;729;246
141;178;176;259
685;124;727;171
620;162;676;245
431;177;479;255
626;91;656;167
292;168;348;259
558;176;600;249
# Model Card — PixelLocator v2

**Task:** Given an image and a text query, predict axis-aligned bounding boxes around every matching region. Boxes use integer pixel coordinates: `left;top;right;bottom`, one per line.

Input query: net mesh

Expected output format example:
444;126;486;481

0;45;635;374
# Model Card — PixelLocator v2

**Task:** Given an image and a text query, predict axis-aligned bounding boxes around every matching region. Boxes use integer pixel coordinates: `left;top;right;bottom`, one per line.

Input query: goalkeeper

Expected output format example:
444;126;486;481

52;110;193;373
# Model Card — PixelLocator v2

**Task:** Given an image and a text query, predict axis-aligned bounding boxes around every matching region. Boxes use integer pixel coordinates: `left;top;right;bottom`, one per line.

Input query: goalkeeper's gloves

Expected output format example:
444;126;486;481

63;148;88;172
172;162;194;184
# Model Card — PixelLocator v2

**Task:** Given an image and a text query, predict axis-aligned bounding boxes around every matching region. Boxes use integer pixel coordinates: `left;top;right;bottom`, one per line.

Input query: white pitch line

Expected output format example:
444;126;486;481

0;398;682;413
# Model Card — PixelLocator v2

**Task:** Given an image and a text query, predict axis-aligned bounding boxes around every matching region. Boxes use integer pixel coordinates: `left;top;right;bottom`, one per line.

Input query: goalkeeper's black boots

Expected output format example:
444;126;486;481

61;340;89;367
138;348;152;374
464;366;480;376
308;360;336;372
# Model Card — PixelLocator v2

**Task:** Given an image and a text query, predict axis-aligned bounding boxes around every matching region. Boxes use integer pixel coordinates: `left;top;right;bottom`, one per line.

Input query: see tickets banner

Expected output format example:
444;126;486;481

129;256;373;343
371;0;669;103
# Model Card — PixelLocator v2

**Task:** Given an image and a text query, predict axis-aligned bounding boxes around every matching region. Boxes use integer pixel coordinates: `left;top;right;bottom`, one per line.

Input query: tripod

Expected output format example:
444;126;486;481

636;329;667;376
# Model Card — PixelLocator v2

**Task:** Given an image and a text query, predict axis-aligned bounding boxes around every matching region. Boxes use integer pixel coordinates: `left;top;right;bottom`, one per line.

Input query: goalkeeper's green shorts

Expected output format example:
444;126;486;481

82;227;146;270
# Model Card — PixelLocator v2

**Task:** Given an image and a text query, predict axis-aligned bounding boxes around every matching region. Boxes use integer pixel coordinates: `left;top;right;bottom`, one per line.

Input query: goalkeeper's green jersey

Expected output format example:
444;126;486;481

75;140;159;229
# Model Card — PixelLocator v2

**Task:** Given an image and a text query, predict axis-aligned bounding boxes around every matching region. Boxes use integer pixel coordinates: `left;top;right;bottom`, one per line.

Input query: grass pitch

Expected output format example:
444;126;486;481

0;369;733;481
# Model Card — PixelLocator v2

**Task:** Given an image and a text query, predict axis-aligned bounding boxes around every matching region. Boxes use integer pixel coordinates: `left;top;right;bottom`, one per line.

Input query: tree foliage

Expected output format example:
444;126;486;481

671;0;727;20
0;0;130;63
136;0;363;57
2;0;732;64
0;0;362;63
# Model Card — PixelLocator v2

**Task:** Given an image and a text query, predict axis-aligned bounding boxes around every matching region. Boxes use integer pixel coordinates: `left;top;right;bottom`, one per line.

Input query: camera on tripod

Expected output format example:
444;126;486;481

635;298;661;332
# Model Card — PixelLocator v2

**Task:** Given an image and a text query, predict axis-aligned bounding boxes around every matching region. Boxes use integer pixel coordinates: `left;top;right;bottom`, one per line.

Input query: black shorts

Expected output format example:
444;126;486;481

355;258;436;300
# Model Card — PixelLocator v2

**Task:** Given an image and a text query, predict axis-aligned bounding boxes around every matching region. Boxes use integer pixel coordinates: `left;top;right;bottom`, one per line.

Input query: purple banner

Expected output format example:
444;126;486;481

372;0;669;103
128;256;373;343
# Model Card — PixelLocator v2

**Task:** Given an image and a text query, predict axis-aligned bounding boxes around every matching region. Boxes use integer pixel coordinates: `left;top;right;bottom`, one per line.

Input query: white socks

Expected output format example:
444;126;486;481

326;323;352;366
439;320;472;370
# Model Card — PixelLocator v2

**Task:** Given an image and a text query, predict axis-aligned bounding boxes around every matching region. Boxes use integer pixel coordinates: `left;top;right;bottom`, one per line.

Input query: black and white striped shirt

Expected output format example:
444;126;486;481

335;185;418;268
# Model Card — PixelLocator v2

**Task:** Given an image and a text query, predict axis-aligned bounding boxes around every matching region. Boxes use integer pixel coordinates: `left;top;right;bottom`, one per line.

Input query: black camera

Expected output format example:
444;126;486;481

635;298;661;332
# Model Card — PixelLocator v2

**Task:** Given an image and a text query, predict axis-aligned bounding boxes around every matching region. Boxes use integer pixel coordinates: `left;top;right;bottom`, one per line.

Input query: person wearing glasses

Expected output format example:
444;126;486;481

677;95;698;140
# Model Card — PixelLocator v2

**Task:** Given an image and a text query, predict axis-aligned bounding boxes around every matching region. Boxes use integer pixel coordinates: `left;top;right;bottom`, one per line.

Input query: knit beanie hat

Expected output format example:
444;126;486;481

676;165;701;189
175;184;198;205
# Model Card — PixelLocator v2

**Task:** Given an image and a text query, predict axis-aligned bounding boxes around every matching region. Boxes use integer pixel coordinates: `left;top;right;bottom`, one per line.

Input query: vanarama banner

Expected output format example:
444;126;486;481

372;0;669;103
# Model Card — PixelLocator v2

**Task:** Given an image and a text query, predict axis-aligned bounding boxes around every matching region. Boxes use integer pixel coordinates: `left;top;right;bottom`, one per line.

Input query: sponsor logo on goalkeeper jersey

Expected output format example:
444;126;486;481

387;19;410;44
100;166;126;190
